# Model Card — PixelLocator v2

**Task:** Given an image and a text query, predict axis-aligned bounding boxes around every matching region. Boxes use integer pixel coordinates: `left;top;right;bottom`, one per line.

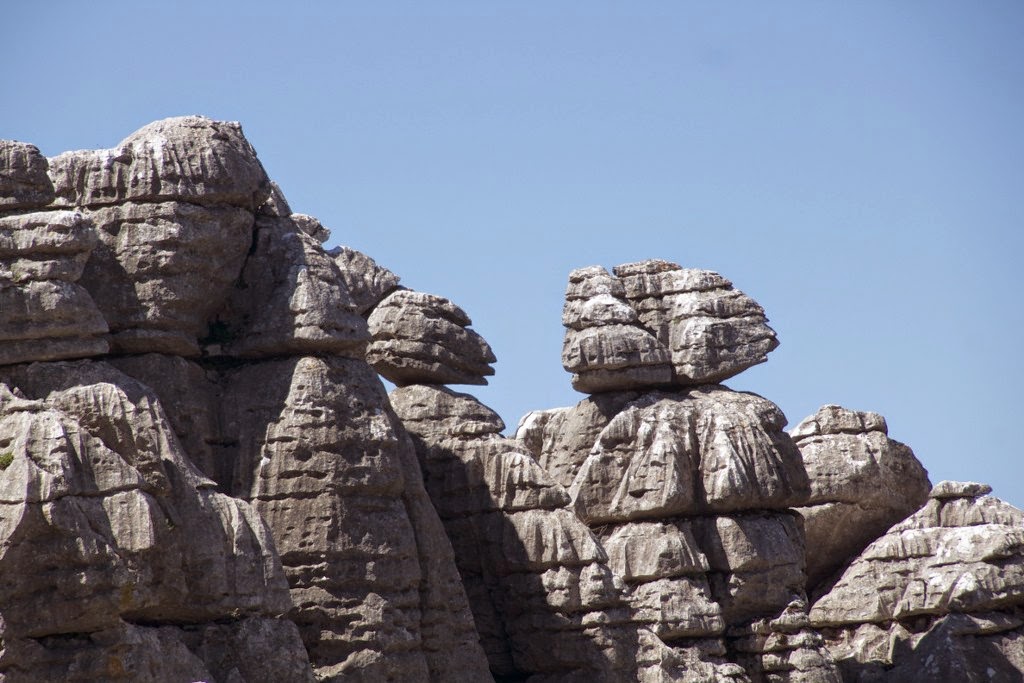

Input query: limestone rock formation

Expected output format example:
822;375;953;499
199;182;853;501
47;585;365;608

0;117;491;682
3;116;1021;683
0;141;54;211
810;482;1024;681
391;384;639;682
47;116;268;210
791;405;931;592
32;116;270;357
613;260;779;385
561;265;672;392
213;202;369;358
530;387;836;682
0;211;108;365
0;363;312;681
559;260;778;394
367;288;496;386
331;245;401;315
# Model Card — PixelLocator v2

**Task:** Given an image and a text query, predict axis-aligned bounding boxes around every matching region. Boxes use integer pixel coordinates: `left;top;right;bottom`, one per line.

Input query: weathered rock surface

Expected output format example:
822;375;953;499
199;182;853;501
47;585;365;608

0;362;312;681
331;245;401;315
47;116;269;210
0;211;108;365
521;385;838;682
561;266;672;392
811;482;1024;681
77;201;254;356
367;289;496;386
516;391;640;488
569;386;810;523
391;384;638;682
213;207;369;358
0;140;55;211
109;354;492;681
791;405;931;593
3;116;1021;682
613;259;779;385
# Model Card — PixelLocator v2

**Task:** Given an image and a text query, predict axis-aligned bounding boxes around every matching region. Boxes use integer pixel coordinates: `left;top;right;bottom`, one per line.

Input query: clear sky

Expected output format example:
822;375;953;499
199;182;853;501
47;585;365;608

6;2;1022;507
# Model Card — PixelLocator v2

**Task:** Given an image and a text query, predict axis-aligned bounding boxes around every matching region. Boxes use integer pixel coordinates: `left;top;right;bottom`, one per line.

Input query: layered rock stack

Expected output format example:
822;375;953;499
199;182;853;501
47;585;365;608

3;118;1023;682
0;118;489;682
522;261;839;682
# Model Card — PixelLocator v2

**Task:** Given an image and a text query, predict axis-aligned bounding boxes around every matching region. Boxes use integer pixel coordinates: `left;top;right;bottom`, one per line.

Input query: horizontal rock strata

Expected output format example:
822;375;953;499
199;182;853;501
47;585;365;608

810;482;1024;681
0;363;312;681
791;404;931;593
367;289;496;386
3;116;1021;683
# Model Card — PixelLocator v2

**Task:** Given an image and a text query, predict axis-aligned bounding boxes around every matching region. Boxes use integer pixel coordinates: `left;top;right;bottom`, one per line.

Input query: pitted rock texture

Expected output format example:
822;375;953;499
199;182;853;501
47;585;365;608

810;482;1024;681
612;260;779;385
0;211;108;365
3;116;1022;682
520;387;839;682
391;384;640;682
561;265;672;393
0;362;311;681
0;140;54;210
367;288;496;386
791;404;931;593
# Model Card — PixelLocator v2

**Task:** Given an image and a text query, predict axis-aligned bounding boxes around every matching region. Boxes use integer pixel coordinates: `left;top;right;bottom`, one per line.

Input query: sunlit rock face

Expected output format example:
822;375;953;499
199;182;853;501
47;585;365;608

790;404;932;594
2;117;1021;683
810;482;1024;682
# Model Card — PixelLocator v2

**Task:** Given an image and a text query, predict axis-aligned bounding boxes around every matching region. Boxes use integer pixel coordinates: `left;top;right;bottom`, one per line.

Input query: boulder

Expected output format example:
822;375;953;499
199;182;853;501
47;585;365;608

561;266;672;392
613;259;779;384
367;289;496;386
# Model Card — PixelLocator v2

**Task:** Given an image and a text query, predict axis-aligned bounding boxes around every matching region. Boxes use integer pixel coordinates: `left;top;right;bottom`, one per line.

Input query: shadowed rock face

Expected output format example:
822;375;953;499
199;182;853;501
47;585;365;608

2;116;1022;683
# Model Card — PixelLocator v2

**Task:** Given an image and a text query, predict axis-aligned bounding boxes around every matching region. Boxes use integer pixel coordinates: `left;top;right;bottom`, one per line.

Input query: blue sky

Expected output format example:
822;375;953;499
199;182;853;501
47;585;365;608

6;1;1022;506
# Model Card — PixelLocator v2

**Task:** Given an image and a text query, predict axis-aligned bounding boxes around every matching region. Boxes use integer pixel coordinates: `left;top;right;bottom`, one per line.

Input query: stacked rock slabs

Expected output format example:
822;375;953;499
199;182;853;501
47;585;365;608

0;118;490;682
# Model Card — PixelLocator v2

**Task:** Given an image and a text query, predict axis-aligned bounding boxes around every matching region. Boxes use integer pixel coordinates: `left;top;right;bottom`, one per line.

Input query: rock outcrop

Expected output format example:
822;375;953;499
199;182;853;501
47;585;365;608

367;288;496;386
522;387;838;683
791;405;932;593
0;363;311;681
0;211;109;365
2;116;1021;683
0;117;490;682
810;482;1024;681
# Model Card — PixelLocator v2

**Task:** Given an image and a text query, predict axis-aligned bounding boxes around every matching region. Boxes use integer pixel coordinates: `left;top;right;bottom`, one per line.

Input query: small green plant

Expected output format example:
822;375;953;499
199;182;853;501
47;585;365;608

0;451;14;470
